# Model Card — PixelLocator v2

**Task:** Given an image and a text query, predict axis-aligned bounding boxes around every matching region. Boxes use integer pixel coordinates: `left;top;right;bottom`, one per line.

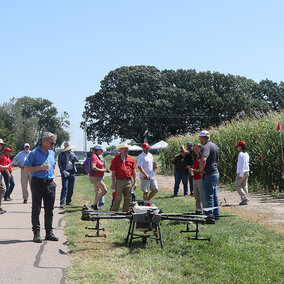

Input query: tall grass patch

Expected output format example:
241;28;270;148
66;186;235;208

160;112;284;191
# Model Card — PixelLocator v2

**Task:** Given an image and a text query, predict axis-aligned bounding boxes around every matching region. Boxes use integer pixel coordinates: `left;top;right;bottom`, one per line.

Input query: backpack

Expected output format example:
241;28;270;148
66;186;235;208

83;156;95;175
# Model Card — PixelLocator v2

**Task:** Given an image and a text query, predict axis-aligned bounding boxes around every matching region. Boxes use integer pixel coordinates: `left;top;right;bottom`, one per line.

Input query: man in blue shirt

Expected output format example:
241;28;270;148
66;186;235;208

12;143;32;203
24;132;58;243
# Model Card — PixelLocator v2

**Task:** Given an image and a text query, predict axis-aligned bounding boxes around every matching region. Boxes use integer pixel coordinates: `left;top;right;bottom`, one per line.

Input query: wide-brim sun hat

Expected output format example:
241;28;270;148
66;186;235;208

115;141;130;151
199;130;210;137
235;141;246;146
63;141;77;152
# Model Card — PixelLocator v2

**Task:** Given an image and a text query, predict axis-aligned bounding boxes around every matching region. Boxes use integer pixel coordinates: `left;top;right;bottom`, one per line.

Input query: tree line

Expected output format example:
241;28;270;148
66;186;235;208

82;65;284;144
0;96;70;153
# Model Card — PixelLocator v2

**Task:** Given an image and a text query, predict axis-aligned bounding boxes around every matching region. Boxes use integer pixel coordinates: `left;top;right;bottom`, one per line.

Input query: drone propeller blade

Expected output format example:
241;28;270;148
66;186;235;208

202;206;218;211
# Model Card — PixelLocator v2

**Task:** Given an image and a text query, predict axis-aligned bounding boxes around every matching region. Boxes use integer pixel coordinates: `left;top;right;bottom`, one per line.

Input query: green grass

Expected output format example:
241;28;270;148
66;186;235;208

63;175;284;284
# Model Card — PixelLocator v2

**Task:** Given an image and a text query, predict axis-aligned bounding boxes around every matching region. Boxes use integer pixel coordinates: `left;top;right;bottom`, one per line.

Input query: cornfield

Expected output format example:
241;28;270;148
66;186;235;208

159;111;284;191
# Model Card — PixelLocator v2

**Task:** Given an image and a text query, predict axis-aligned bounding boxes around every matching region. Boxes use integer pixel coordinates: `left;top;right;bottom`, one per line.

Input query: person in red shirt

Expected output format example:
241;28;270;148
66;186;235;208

192;144;205;214
89;145;109;210
0;148;15;201
0;139;9;214
110;142;137;212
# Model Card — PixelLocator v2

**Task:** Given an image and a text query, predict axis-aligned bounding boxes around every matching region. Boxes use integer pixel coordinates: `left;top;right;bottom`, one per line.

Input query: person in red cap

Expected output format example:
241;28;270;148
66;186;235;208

137;142;158;201
0;139;9;214
235;141;250;205
0;148;15;201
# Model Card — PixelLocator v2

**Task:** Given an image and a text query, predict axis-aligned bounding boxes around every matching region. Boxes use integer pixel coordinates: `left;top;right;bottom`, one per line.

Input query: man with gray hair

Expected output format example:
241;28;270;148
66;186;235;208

12;143;32;203
0;138;9;214
199;130;220;221
24;132;58;243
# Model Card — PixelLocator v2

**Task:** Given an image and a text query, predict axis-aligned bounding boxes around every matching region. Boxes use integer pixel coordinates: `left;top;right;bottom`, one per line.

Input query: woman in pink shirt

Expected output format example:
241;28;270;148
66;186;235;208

89;145;109;210
192;144;205;214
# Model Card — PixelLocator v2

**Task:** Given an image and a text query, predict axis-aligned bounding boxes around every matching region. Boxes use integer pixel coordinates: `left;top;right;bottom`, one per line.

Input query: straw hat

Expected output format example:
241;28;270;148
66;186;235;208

115;141;130;151
63;141;77;152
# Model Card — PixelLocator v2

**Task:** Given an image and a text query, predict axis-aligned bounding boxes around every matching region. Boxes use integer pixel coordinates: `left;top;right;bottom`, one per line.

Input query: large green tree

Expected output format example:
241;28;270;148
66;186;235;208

82;66;280;144
0;97;70;152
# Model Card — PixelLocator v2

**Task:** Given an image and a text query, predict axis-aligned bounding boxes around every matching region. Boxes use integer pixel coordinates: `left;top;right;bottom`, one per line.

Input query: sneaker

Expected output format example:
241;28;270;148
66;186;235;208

23;200;27;204
45;231;59;241
66;203;72;206
7;197;12;201
59;204;64;209
33;231;42;243
91;204;98;210
0;209;6;214
239;199;248;205
206;216;216;224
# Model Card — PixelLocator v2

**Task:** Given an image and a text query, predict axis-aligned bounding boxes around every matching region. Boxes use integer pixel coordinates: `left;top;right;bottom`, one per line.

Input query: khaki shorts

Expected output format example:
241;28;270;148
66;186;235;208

89;176;103;184
140;178;158;193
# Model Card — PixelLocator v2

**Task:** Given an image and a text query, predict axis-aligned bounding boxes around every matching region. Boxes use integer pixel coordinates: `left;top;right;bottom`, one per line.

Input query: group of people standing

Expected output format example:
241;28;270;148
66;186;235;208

0;133;78;243
0;129;250;242
88;141;159;213
0;140;32;214
172;130;250;219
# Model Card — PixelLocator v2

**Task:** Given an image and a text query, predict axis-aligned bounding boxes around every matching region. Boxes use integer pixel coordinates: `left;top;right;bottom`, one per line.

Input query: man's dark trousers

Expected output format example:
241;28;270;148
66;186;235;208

31;177;56;233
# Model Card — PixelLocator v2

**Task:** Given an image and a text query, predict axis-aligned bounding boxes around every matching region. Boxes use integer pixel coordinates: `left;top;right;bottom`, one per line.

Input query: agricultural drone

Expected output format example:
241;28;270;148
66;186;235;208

81;200;227;249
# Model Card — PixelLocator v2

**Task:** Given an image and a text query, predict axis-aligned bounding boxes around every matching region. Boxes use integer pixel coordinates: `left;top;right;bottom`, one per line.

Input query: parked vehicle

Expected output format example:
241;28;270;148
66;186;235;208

73;151;88;174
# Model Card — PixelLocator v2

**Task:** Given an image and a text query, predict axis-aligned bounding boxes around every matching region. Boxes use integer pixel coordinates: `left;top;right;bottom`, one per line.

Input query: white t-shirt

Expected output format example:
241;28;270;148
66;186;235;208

236;151;250;177
137;152;155;179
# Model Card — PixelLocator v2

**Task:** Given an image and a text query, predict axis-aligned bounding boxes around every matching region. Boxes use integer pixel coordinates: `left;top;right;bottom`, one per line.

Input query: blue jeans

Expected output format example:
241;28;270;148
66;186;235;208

60;174;75;205
202;173;220;216
174;171;189;196
3;172;15;199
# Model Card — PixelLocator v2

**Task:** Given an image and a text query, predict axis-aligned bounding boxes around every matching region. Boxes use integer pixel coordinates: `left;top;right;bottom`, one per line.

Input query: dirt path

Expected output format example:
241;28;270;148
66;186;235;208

155;174;284;234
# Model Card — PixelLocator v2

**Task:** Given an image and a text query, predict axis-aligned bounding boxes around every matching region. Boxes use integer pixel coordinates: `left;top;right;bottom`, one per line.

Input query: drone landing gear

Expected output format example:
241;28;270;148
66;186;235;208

85;219;106;238
125;220;164;249
180;222;210;242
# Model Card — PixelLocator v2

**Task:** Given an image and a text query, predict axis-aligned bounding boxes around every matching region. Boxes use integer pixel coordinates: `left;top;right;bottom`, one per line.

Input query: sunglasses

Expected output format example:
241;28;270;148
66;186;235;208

0;143;4;146
49;141;56;146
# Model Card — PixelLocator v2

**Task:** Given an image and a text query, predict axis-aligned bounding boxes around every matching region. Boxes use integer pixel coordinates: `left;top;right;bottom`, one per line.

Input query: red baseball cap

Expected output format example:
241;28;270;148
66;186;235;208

235;141;246;147
142;142;150;149
4;147;12;152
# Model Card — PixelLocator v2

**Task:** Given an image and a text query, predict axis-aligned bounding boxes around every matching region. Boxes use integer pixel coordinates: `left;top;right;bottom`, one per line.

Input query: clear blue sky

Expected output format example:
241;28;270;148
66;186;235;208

1;0;283;150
